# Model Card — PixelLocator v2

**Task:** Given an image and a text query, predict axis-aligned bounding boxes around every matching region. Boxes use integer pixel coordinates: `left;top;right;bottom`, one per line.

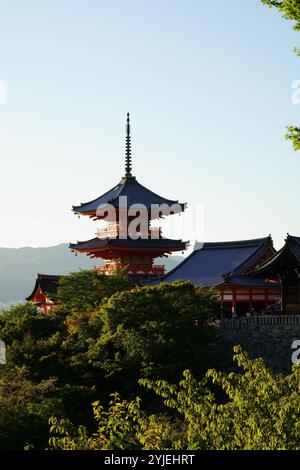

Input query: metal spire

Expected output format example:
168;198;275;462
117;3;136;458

125;112;132;177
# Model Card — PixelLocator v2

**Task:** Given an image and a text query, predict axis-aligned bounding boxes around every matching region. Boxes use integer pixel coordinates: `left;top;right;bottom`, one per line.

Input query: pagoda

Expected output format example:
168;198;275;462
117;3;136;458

70;114;188;280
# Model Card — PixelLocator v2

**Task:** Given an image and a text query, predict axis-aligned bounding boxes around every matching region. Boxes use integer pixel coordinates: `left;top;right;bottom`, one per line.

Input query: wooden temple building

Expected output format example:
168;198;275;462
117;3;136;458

159;237;282;317
69;113;187;281
250;235;300;313
26;115;300;316
26;274;60;315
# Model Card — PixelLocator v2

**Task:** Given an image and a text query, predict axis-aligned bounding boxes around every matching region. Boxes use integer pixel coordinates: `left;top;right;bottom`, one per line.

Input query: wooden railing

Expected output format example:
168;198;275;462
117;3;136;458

96;263;165;276
213;315;300;331
96;225;119;239
96;225;162;240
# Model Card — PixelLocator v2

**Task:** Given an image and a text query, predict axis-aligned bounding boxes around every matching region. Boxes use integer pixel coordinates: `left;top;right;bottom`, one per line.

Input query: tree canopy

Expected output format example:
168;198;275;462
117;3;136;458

48;346;300;451
0;272;216;449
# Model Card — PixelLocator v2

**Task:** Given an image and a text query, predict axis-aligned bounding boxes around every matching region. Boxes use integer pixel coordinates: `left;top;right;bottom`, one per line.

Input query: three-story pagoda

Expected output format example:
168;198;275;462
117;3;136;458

70;114;188;280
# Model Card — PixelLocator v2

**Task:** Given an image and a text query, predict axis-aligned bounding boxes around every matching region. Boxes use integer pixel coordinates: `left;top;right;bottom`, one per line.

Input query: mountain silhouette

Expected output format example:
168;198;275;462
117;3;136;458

0;244;183;308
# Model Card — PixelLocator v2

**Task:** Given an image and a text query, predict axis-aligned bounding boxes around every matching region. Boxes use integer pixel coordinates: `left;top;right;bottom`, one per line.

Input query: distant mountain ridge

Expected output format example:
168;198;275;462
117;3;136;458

0;244;183;306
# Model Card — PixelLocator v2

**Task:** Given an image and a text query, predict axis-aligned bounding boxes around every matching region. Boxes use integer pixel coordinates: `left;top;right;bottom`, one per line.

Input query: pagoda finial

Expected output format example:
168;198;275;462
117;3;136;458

125;112;132;177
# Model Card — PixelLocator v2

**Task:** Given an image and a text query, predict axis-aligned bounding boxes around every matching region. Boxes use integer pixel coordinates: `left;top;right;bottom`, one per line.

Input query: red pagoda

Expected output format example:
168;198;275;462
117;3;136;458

70;114;188;280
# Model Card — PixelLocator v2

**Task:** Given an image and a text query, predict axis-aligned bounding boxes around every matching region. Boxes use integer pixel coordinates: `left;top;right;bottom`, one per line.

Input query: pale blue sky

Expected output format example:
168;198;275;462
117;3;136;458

0;0;299;250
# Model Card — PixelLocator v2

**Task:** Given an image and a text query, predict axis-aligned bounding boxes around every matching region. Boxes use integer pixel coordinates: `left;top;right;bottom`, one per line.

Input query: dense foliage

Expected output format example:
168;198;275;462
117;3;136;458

48;346;300;450
1;270;300;450
0;271;216;449
0;367;62;450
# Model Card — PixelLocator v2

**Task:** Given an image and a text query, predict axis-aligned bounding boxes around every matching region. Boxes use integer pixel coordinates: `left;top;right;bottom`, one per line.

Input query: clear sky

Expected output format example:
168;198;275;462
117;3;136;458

0;0;299;250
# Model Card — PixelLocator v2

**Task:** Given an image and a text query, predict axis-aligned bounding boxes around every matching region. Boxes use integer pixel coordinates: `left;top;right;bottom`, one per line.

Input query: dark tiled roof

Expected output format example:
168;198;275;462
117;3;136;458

252;234;300;275
288;235;300;259
70;237;187;252
73;176;186;214
26;274;61;301
227;276;280;288
156;237;274;287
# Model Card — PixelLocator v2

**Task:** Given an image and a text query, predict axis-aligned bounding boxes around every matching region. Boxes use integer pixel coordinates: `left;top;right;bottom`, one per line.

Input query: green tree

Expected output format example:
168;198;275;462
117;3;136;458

0;275;216;449
262;0;300;150
142;346;300;450
0;366;63;450
49;393;144;450
0;272;132;449
54;270;131;312
0;301;73;384
48;347;300;451
86;281;217;392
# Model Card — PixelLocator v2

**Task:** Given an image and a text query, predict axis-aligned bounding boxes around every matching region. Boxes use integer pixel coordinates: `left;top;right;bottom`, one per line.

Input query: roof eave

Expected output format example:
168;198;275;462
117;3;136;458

26;279;40;301
225;236;275;280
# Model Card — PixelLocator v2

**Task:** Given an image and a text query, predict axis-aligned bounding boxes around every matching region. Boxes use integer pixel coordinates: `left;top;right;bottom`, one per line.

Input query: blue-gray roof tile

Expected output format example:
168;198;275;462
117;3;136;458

73;176;186;214
157;237;274;287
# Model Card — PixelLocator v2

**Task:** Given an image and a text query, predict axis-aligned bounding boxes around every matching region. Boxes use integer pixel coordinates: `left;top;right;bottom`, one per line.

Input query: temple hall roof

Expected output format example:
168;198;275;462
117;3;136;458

251;234;300;276
155;236;275;287
26;274;61;301
287;235;300;260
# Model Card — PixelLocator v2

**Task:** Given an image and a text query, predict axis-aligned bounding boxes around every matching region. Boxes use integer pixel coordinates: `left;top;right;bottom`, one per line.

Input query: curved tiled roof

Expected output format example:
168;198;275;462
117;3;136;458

251;234;300;275
227;276;280;288
72;176;186;215
26;274;60;301
70;237;187;252
157;236;274;287
287;235;300;259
